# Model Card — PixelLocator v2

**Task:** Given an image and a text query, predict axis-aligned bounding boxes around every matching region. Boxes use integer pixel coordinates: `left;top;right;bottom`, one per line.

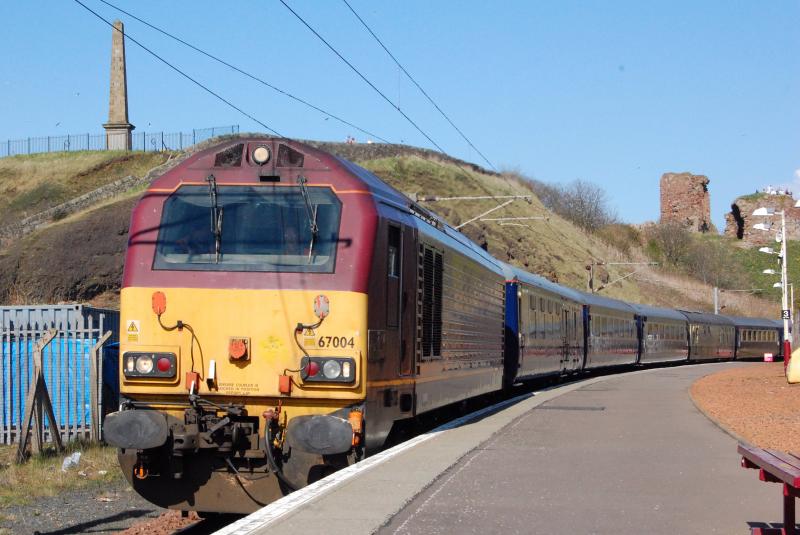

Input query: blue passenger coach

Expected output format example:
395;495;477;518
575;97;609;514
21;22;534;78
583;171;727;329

503;267;584;384
628;303;689;364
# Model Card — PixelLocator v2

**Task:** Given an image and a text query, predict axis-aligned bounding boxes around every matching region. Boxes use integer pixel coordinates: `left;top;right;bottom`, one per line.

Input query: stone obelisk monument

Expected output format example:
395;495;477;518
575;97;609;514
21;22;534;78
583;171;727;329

103;20;134;150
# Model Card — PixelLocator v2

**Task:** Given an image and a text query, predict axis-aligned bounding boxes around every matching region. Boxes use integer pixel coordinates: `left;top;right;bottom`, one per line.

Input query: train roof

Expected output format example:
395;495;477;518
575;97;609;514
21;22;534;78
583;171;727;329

579;291;636;314
501;265;585;302
678;310;735;326
722;315;782;329
627;303;687;322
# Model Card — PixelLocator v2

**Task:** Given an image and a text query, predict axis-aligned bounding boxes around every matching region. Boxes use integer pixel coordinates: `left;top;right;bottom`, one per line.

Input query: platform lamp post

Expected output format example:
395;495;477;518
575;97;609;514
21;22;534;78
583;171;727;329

753;207;791;358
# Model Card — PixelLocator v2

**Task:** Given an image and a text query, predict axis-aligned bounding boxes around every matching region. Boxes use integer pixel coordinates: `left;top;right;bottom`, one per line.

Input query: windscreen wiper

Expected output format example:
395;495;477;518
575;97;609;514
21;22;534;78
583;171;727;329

297;176;318;263
206;174;223;263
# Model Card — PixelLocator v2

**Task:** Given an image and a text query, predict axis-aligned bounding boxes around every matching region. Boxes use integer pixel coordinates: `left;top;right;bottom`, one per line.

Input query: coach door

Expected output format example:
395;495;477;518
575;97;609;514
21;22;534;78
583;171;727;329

561;308;570;372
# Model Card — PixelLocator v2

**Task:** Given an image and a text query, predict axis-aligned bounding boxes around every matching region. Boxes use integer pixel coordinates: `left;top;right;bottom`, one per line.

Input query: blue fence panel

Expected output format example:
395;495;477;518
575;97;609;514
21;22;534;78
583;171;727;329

1;337;96;429
0;305;119;444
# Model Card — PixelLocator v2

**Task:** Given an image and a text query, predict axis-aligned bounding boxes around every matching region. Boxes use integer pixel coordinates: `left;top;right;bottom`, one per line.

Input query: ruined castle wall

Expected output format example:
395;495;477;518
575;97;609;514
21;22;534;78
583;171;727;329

659;172;713;232
725;194;800;245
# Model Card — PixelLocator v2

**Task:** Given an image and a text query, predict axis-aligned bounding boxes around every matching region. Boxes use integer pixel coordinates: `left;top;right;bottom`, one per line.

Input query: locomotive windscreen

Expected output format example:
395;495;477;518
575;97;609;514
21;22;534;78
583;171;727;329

153;185;341;272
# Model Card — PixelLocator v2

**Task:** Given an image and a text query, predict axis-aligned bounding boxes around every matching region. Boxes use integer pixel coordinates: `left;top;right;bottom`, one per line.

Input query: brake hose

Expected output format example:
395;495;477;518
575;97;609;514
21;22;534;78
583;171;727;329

265;425;297;491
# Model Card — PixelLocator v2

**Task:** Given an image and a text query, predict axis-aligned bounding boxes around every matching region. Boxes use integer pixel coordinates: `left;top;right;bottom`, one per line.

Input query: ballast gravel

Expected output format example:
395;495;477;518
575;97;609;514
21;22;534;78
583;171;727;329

0;482;162;535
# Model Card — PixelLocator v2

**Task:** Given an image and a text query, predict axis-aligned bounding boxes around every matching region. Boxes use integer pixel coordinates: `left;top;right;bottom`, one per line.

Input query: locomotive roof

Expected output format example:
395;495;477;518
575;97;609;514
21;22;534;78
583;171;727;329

627;303;687;322
678;310;735;326
150;137;412;208
722;315;782;329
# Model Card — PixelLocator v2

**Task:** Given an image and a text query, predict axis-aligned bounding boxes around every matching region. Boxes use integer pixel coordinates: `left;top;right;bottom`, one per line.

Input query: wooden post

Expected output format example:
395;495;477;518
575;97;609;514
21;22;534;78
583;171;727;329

89;331;112;442
17;329;64;463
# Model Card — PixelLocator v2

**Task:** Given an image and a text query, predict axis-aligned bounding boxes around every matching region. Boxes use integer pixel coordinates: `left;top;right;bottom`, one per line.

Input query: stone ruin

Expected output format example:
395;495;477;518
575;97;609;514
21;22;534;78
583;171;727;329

659;172;714;232
725;192;800;245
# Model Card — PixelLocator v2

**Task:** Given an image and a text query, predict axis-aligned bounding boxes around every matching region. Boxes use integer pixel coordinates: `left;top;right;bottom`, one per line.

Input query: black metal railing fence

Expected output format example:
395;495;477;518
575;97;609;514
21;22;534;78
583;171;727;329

0;125;239;158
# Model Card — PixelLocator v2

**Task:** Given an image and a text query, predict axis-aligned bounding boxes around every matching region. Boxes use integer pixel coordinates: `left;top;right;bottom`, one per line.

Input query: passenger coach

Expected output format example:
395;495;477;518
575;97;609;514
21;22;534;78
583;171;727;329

628;303;688;364
723;315;782;359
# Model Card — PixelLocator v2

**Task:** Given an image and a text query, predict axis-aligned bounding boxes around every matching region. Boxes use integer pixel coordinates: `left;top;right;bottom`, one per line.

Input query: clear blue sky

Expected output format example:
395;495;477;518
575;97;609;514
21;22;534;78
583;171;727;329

1;1;797;229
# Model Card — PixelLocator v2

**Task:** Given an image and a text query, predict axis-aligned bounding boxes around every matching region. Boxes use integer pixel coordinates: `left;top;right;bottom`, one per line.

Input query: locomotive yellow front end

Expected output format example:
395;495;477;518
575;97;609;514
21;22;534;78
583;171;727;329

105;139;377;513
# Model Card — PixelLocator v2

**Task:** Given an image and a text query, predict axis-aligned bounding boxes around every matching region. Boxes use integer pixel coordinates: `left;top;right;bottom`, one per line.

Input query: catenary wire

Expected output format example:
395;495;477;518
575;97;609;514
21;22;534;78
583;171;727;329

340;0;496;171
73;0;284;137
94;0;391;144
277;0;447;154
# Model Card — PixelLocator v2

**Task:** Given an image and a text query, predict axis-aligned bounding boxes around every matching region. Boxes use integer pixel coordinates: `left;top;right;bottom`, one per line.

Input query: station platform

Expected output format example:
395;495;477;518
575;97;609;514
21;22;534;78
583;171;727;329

218;363;784;535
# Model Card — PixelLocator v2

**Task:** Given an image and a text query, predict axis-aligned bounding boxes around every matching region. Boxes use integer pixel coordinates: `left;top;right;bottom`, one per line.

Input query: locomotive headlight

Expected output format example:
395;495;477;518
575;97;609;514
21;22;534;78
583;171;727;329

322;359;342;379
135;355;154;374
301;357;355;383
252;145;271;165
123;352;177;378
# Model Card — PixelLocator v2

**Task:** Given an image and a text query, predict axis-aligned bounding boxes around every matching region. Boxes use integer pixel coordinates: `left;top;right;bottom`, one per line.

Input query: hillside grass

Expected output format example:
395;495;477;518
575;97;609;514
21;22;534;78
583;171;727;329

0;151;170;226
360;156;645;302
734;239;800;302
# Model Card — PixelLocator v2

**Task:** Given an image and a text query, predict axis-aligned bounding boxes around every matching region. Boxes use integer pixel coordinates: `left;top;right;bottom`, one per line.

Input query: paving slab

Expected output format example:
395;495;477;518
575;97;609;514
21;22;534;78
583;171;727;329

219;363;786;535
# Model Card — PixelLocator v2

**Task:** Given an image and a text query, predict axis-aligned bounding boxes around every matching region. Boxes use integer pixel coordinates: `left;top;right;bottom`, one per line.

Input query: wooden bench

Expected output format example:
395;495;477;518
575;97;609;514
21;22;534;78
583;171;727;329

739;443;800;535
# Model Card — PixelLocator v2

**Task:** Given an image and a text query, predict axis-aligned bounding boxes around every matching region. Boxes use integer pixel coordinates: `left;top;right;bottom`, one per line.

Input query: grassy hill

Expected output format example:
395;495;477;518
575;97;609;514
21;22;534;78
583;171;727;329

0;151;170;226
0;138;783;317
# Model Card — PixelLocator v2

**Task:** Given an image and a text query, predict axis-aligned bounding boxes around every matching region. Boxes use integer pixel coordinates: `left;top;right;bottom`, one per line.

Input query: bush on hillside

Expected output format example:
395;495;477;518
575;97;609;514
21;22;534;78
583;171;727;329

645;223;747;289
597;223;642;256
646;222;693;266
504;171;618;233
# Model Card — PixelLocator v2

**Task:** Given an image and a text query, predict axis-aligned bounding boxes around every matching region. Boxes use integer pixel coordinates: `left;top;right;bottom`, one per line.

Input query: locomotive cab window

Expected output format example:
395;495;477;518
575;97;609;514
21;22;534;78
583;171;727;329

154;185;341;272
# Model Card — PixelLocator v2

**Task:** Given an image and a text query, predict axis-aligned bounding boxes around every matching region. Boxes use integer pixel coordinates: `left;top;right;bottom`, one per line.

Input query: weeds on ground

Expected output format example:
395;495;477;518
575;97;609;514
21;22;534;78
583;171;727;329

0;440;123;507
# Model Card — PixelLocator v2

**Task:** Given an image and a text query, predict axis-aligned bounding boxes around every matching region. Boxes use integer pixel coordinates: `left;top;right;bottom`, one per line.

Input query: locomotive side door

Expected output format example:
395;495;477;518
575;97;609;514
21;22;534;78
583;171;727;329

397;224;417;379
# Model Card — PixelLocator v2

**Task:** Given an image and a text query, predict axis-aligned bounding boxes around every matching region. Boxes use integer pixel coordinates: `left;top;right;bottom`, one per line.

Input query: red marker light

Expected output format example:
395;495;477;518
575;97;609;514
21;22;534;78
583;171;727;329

157;357;171;372
304;361;320;377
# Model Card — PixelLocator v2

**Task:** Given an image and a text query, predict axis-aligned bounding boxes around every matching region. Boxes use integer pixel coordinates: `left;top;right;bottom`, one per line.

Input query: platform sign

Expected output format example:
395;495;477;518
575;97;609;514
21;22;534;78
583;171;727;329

782;309;791;320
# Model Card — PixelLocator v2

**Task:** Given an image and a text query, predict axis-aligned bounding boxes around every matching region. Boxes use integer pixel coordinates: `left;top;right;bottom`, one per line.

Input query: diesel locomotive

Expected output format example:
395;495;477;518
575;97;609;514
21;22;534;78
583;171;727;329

103;137;782;514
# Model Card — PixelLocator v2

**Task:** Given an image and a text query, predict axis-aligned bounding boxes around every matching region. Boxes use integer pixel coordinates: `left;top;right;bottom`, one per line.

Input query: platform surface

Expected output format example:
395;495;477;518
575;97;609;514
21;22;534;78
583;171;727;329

221;363;787;535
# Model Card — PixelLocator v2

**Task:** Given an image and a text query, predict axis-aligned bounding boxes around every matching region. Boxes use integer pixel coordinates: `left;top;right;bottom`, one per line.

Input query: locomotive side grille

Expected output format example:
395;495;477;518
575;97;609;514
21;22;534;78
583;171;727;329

415;246;424;364
432;251;443;356
419;244;444;361
422;248;434;357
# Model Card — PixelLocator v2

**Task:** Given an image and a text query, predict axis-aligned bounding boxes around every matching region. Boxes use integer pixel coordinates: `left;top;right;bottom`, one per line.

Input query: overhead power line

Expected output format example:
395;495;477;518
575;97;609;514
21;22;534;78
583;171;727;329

95;0;391;144
73;0;284;137
278;0;446;154
340;0;496;171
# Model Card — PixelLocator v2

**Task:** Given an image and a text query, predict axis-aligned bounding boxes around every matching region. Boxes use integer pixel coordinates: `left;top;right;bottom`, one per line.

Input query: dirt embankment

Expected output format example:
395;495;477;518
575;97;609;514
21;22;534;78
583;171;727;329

0;197;134;305
691;363;800;452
